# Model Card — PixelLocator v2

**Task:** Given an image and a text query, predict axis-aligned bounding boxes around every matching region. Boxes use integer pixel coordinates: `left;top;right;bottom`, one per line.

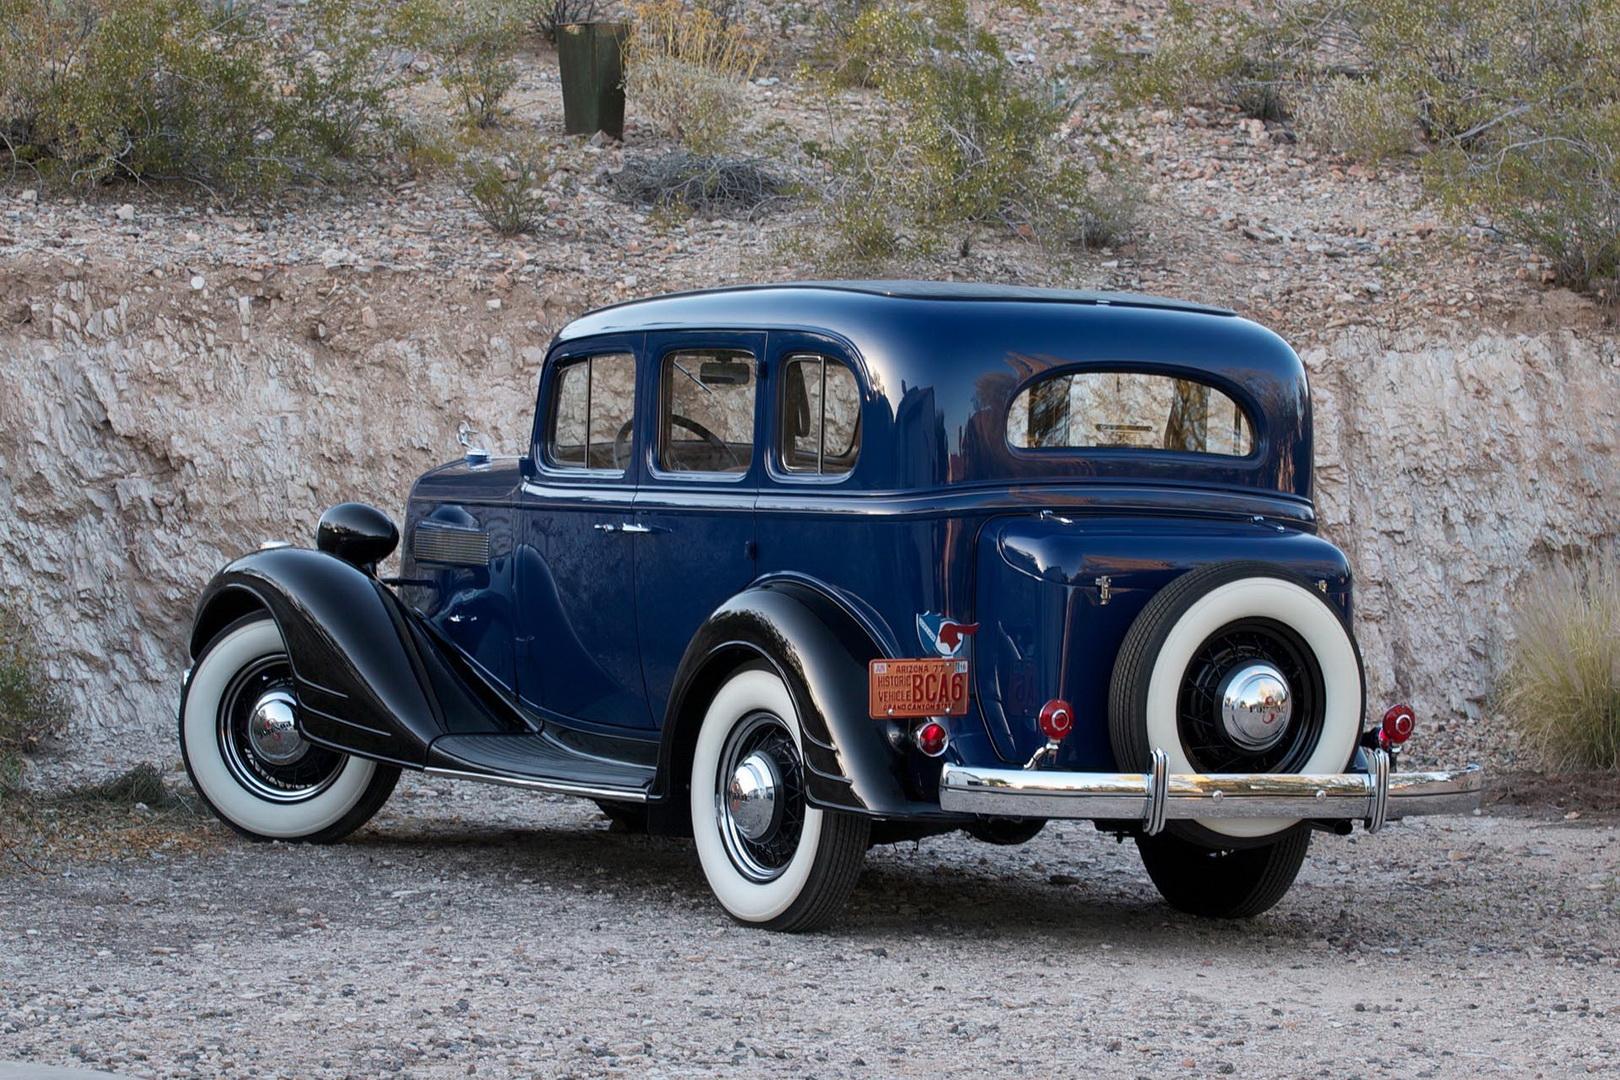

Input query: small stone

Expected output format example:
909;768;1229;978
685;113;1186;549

20;189;37;202
486;298;502;311
116;203;135;221
361;305;378;328
190;275;205;291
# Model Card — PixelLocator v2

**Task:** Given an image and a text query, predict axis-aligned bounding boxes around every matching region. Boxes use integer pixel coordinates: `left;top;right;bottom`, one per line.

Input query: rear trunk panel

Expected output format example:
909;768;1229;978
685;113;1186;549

973;513;1352;769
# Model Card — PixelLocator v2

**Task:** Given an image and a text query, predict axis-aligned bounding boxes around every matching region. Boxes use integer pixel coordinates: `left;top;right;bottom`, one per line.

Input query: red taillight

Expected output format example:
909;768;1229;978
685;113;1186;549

1038;699;1074;742
1381;703;1415;747
913;720;949;757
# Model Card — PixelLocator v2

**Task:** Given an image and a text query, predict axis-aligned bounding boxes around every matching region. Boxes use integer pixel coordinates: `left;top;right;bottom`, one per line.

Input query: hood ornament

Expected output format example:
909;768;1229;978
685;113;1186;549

457;421;491;466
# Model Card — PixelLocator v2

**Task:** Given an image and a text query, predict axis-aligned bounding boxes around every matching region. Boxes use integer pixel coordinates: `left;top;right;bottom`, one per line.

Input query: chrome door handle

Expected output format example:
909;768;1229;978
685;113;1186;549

593;522;621;533
594;522;655;534
620;523;655;534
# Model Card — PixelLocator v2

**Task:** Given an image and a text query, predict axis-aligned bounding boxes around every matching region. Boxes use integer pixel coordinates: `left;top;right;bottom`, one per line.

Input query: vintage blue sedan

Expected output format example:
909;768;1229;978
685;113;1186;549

178;282;1482;930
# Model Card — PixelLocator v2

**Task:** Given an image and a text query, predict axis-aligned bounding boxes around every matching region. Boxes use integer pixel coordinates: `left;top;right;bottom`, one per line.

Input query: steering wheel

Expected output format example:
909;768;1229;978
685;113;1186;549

612;415;742;471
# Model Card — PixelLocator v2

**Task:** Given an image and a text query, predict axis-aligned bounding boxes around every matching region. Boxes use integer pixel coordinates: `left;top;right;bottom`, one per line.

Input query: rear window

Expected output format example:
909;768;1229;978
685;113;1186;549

1009;371;1253;457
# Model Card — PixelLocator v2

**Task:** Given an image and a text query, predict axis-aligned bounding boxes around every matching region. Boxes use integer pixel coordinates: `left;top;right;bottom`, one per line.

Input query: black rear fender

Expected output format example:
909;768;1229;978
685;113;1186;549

189;547;519;767
655;578;960;822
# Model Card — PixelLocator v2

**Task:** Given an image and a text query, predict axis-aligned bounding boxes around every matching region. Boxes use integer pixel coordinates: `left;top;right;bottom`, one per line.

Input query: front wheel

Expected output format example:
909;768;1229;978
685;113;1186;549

689;668;868;931
180;614;399;843
1136;827;1311;918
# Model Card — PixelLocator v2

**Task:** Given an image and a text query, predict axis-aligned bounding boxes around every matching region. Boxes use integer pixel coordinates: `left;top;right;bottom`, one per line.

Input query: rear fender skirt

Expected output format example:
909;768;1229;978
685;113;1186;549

655;579;961;820
189;547;523;767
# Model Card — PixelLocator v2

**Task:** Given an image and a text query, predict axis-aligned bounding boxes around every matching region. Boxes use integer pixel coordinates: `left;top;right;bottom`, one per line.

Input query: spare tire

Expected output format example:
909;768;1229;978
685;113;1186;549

1108;561;1364;844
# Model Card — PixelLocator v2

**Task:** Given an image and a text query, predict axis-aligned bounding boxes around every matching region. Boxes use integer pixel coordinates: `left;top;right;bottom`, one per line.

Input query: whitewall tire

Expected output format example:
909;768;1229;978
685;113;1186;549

689;667;869;931
181;615;399;843
1110;562;1364;842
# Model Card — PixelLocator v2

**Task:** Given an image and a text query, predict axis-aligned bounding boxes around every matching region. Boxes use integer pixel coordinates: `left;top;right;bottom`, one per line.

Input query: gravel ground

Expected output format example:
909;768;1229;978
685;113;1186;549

2;776;1616;1080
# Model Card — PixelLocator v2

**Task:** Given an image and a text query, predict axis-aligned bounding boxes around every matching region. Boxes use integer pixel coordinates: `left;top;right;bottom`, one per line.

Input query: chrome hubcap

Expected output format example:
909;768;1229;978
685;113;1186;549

726;750;781;842
1217;661;1293;751
217;654;344;804
246;689;307;765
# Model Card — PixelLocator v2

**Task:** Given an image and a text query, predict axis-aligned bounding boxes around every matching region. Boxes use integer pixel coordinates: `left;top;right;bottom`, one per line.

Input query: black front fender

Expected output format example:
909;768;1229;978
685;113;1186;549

656;579;960;821
189;547;519;767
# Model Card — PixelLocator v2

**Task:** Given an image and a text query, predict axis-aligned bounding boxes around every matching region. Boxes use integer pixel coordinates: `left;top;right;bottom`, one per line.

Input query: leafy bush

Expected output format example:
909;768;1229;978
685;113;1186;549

1295;75;1417;163
0;0;416;192
611;149;785;215
1497;551;1620;771
464;152;552;234
409;0;528;129
1;0;279;190
1099;0;1620;300
1094;0;1310;121
0;606;67;794
278;0;419;166
811;0;1127;264
528;0;600;44
623;0;763;154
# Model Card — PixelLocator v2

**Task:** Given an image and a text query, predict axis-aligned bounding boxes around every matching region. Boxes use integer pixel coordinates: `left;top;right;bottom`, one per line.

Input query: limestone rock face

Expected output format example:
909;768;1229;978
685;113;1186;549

1;277;1614;772
1304;327;1620;766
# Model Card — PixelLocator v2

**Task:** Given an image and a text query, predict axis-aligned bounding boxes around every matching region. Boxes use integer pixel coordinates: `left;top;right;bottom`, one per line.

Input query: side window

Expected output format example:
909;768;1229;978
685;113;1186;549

780;354;861;476
660;349;756;474
1009;371;1253;457
545;352;637;471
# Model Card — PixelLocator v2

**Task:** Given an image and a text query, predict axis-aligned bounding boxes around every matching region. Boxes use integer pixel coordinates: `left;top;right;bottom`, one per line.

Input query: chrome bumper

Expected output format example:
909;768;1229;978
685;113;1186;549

938;748;1485;835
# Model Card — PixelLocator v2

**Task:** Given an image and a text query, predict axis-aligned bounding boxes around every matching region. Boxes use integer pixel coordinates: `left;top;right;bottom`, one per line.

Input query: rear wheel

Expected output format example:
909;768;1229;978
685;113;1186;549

181;615;399;843
1135;827;1311;918
689;668;868;931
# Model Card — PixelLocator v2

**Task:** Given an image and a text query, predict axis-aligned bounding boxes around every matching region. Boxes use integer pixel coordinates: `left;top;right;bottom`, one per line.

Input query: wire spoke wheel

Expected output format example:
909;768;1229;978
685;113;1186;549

714;711;806;883
1176;617;1326;774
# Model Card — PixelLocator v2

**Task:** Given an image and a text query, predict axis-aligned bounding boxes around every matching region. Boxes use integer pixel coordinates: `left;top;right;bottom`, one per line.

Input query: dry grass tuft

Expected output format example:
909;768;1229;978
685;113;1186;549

1497;550;1620;771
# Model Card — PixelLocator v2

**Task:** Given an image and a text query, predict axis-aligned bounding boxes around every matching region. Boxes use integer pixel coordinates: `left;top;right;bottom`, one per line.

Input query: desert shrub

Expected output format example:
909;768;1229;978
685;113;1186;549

1413;2;1620;299
278;0;419;166
1094;0;1313;122
528;0;600;44
1295;75;1417;163
405;0;527;129
0;606;67;794
611;150;785;215
811;0;1126;264
0;0;281;190
623;0;764;154
464;151;552;234
0;0;417;192
1099;0;1620;299
1497;551;1620;771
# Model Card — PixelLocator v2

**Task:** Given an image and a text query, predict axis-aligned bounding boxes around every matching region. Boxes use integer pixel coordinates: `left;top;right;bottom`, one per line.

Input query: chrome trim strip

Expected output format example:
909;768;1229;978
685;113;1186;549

939;760;1484;825
424;766;651;803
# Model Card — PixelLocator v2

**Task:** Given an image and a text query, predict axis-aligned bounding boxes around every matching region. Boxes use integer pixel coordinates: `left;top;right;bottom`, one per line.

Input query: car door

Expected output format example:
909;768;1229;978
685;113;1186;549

632;331;766;725
517;335;654;730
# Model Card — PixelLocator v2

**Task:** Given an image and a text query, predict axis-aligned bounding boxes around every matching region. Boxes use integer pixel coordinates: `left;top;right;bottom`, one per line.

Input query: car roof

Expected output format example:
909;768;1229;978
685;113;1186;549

567;280;1235;325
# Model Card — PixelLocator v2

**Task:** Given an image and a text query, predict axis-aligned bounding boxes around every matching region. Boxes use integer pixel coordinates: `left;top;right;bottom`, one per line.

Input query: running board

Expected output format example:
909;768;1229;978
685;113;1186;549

426;733;654;803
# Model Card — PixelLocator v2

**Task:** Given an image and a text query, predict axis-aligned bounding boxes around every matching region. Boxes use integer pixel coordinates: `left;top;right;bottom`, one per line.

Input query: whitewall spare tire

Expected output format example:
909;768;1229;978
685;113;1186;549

1109;561;1364;843
181;614;399;843
690;667;869;931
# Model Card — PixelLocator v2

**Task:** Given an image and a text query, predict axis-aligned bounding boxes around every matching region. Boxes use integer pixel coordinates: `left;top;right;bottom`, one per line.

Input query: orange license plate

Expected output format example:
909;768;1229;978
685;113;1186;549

868;659;970;719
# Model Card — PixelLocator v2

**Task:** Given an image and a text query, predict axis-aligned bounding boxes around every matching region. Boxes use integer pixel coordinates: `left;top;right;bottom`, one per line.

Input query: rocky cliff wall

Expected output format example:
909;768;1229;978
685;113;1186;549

2;266;1614;772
